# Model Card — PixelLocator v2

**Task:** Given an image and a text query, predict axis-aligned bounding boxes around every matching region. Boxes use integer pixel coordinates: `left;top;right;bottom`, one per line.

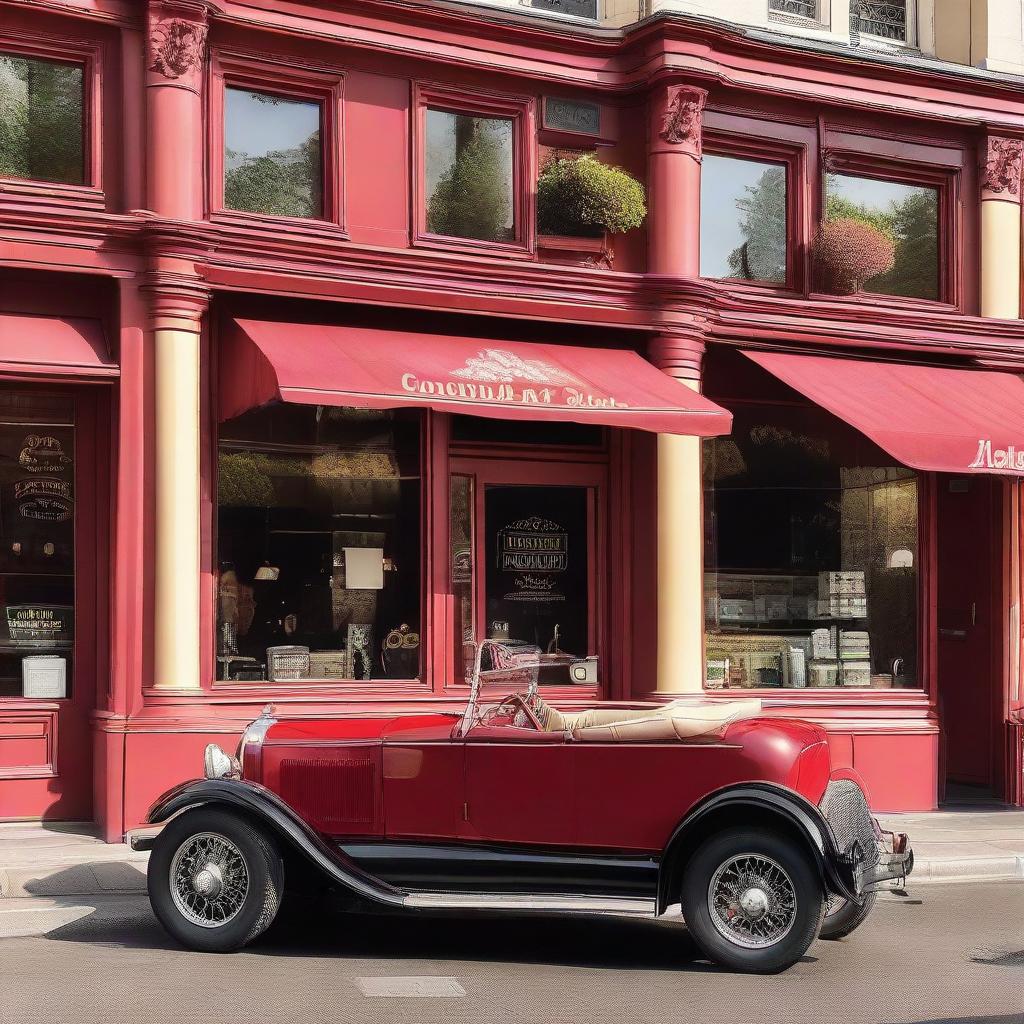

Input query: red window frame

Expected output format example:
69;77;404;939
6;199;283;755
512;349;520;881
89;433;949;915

818;138;962;309
0;31;104;211
412;82;537;258
701;129;807;294
208;50;346;233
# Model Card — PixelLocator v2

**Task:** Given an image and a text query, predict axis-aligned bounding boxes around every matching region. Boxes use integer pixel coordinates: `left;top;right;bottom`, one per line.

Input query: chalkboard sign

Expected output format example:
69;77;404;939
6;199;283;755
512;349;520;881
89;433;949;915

5;604;74;648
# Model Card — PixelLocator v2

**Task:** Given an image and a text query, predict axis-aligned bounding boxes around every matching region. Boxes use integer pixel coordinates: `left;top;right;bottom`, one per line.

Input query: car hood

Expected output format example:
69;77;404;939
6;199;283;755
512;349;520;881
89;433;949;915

262;712;460;744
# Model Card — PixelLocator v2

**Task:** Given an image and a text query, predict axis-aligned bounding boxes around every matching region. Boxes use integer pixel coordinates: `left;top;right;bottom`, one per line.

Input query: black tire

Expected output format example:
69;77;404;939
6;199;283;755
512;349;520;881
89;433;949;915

680;826;823;974
147;807;284;953
819;890;876;940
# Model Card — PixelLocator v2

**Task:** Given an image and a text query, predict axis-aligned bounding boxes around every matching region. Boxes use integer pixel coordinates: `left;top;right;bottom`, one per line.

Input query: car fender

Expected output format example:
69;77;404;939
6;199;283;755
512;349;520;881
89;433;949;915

139;778;407;909
657;781;861;915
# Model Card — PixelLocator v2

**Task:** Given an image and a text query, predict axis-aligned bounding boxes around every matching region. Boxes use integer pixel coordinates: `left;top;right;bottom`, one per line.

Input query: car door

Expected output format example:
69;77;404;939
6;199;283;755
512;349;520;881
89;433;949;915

463;723;576;848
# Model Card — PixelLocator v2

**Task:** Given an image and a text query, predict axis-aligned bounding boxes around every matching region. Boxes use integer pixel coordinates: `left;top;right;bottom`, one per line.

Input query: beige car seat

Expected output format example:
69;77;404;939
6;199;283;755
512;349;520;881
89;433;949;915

537;697;762;742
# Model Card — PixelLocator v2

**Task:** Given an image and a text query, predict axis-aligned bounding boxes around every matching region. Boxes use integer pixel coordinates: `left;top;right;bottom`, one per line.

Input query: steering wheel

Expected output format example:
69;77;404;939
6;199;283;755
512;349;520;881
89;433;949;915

484;693;543;731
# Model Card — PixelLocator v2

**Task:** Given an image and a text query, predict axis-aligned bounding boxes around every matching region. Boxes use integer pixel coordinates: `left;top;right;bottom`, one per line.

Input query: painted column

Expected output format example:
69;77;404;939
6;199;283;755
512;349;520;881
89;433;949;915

647;83;708;695
145;1;210;689
980;135;1024;319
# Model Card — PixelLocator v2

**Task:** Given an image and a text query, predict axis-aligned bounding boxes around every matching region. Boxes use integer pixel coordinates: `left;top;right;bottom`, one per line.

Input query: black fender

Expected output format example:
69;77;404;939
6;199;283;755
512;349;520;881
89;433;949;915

657;782;861;915
143;778;407;909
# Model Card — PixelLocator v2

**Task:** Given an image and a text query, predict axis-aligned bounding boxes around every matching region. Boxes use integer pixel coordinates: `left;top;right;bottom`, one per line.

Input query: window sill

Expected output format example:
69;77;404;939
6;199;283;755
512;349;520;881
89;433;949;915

210;208;349;240
413;232;535;261
0;176;105;214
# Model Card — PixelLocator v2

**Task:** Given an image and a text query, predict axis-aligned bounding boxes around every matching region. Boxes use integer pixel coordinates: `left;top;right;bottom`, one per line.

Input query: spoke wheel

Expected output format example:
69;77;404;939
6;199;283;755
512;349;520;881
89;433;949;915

707;853;797;949
170;832;250;929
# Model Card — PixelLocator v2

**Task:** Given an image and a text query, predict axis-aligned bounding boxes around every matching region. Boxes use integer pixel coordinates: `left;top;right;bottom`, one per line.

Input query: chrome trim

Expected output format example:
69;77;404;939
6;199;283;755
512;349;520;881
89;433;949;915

402;891;657;915
127;824;165;851
241;704;278;749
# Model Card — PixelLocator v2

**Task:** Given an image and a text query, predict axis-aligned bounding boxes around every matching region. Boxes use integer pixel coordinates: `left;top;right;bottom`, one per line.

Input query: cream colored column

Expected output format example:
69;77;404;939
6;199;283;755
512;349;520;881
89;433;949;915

656;387;706;695
152;315;203;689
980;135;1024;319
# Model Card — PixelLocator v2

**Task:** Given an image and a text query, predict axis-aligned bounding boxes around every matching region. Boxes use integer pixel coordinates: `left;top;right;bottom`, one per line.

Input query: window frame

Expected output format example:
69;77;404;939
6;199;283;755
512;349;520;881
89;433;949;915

700;130;808;294
412;82;537;258
852;0;917;49
818;147;958;308
208;50;345;233
0;31;103;209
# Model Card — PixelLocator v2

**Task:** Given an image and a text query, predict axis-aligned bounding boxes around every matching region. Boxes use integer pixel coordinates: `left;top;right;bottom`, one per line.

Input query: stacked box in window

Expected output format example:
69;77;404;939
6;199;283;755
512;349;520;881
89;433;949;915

818;571;867;619
838;629;871;687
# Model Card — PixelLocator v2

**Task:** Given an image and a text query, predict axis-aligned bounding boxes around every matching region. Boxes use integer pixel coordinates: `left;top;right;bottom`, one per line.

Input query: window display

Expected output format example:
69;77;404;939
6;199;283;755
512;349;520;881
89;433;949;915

0;393;76;697
703;391;919;690
216;405;421;683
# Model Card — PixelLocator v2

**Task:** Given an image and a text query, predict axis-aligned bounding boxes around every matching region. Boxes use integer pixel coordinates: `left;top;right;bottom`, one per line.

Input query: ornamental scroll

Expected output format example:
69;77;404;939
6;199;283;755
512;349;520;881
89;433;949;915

147;7;209;93
981;137;1024;201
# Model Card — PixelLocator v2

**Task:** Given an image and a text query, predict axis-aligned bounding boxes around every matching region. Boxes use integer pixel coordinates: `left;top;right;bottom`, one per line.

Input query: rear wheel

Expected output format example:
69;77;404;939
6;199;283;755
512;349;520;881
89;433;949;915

680;826;823;974
819;890;876;940
148;808;284;952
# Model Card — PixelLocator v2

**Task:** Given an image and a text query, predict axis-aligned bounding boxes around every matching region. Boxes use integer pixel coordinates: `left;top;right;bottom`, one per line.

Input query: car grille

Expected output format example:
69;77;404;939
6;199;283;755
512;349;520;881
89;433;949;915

819;779;879;868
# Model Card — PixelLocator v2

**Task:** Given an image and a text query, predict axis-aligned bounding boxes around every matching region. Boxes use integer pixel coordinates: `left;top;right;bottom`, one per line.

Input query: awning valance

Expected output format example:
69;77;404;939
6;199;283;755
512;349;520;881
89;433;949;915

222;319;733;437
0;314;115;377
744;350;1024;475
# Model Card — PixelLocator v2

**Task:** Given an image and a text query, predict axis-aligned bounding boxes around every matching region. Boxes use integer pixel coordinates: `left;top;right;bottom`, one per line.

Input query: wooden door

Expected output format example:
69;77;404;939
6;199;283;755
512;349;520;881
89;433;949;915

0;389;102;822
936;475;999;790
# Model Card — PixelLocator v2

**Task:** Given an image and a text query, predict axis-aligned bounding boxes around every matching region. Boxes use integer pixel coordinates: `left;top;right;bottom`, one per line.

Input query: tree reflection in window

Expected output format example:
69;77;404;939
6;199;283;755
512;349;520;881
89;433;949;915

701;154;788;284
825;173;938;300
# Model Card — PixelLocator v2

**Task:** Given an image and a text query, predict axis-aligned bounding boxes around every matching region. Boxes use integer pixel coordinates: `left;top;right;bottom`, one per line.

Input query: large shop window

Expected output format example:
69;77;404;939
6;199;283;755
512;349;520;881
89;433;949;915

703;399;920;691
700;154;788;285
216;405;422;684
223;86;323;219
0;394;76;698
824;172;939;301
0;52;84;185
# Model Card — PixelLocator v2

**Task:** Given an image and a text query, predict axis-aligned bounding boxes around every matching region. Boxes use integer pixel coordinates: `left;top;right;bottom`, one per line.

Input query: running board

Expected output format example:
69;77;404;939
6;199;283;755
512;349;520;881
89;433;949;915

402;891;657;915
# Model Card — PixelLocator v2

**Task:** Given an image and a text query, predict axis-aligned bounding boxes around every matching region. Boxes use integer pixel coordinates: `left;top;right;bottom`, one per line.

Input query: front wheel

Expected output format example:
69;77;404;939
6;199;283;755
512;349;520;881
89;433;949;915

147;807;284;952
819;890;876;940
680;826;823;974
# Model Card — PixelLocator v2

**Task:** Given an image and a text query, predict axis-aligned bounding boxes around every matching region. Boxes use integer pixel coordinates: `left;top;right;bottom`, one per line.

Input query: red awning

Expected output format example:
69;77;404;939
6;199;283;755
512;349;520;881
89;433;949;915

222;319;732;437
745;350;1024;475
0;314;115;377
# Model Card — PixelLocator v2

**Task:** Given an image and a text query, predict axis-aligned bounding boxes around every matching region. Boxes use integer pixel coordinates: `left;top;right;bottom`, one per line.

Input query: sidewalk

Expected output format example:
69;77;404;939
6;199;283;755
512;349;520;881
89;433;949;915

0;809;1021;900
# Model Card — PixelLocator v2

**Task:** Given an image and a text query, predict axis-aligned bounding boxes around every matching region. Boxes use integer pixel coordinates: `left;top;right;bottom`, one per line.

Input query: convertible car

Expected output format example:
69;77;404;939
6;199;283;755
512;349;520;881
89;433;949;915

131;641;913;974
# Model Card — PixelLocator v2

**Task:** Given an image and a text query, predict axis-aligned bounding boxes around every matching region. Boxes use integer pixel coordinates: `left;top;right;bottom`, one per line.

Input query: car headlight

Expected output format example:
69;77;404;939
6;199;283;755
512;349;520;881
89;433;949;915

204;743;241;780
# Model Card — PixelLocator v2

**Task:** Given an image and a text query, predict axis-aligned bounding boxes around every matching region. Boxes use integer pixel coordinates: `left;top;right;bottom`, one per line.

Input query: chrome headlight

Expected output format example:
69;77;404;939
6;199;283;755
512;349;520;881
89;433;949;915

204;743;241;780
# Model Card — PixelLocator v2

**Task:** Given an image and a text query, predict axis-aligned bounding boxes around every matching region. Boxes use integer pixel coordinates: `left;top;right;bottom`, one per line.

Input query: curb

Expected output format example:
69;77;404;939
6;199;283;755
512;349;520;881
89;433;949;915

909;855;1024;884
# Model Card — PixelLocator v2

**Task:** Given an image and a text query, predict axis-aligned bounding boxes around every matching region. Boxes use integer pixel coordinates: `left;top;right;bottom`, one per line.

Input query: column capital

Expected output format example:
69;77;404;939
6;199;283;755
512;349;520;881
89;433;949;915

981;135;1024;203
647;332;705;383
146;0;217;95
143;271;210;333
650;84;707;162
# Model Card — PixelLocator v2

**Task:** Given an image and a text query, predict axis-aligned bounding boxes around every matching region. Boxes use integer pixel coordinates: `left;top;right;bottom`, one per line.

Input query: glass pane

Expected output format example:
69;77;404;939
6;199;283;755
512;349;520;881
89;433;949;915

701;154;788;283
825;173;939;300
853;1;907;41
224;87;322;219
216;407;421;683
425;109;514;242
769;0;817;17
0;394;76;698
0;54;84;184
703;401;919;691
483;484;597;686
450;474;475;682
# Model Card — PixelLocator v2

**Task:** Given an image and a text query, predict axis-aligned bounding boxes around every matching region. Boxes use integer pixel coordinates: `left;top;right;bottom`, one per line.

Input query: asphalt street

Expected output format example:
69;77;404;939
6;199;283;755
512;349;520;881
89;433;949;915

0;881;1021;1024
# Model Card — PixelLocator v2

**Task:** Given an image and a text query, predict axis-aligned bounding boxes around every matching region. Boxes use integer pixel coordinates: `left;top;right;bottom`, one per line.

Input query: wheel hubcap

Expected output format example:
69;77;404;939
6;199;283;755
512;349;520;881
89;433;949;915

708;853;798;949
169;832;249;929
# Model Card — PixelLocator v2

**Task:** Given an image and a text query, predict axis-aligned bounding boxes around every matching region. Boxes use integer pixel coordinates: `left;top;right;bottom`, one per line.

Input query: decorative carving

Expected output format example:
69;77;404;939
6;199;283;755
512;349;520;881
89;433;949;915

982;137;1024;198
148;16;208;81
658;86;706;154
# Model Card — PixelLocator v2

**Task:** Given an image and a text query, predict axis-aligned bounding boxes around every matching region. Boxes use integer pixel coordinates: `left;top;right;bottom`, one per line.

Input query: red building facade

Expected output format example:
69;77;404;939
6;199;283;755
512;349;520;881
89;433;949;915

2;0;1024;840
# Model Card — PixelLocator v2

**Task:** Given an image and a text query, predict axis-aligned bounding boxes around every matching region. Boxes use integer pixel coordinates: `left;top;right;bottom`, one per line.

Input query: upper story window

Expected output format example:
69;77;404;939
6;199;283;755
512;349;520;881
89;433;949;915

700;153;788;285
768;0;819;20
224;86;322;220
425;110;514;243
527;0;598;18
0;52;83;185
824;172;939;300
851;2;910;44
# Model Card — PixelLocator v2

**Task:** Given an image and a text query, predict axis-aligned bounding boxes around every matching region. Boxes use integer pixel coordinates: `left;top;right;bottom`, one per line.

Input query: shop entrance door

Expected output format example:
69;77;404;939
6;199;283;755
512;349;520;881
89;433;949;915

0;390;102;822
936;475;1000;797
449;458;606;689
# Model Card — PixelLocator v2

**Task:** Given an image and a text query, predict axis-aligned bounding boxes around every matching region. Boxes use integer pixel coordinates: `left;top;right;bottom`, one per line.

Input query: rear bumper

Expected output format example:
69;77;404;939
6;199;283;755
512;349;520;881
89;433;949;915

126;824;164;852
859;829;914;893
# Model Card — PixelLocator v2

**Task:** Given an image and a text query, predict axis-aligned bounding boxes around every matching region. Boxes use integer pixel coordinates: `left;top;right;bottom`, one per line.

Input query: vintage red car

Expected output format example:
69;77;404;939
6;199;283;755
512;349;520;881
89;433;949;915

132;642;913;974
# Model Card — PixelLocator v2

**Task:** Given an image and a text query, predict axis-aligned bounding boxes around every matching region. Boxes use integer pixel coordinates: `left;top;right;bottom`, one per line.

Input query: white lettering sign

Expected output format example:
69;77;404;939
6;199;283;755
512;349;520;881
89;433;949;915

969;438;1024;472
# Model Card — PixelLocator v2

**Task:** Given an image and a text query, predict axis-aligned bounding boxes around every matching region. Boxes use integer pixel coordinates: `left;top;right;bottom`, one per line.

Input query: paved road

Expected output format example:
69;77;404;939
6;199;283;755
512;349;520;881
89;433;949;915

0;882;1021;1024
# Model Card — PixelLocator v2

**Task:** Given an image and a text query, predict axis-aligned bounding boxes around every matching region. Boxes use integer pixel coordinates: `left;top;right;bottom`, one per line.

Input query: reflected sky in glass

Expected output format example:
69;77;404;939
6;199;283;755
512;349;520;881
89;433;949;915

826;173;932;213
224;87;320;170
